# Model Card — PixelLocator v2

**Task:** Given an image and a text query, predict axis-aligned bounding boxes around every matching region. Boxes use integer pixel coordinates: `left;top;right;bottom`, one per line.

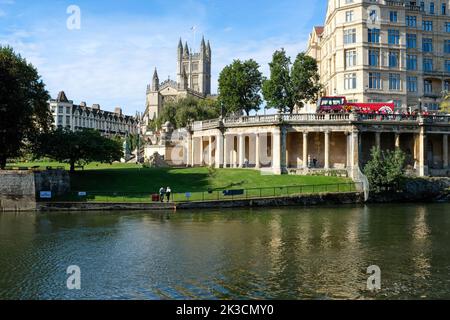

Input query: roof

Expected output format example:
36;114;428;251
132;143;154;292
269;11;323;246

56;91;69;103
314;26;324;36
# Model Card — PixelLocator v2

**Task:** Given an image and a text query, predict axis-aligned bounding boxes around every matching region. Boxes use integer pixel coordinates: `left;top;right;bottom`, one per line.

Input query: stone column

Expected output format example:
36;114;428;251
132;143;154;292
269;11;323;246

375;132;381;149
324;131;330;170
255;133;260;169
443;134;449;169
215;133;224;169
350;130;360;179
281;128;287;173
418;128;428;177
223;135;228;168
186;133;192;167
303;132;308;169
395;133;401;150
209;136;213;166
272;128;281;174
190;136;195;167
239;134;245;168
199;137;204;166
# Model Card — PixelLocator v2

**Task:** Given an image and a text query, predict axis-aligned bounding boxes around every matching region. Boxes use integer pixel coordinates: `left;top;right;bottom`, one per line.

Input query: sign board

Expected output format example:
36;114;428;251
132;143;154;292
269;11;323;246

223;189;245;197
40;191;52;199
185;192;192;199
78;192;87;197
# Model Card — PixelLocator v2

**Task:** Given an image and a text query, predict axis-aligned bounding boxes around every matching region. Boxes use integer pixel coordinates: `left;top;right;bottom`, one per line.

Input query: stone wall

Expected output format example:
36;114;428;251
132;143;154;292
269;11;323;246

0;170;70;212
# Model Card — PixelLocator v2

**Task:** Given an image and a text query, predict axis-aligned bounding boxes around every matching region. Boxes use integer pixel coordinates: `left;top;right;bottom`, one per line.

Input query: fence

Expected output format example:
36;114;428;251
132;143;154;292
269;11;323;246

46;182;361;204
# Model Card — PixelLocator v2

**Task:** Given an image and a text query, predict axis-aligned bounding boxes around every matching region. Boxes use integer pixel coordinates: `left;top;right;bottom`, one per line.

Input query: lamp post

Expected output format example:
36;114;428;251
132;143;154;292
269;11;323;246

418;97;423;114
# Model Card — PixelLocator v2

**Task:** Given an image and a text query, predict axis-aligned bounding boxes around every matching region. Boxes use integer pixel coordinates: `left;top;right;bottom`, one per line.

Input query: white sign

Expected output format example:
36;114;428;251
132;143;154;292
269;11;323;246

78;192;87;197
40;191;52;199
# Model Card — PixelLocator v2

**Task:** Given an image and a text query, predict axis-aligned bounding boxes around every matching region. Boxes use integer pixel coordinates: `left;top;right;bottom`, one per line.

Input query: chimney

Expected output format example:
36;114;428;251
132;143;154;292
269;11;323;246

80;101;87;107
92;104;101;110
115;107;122;115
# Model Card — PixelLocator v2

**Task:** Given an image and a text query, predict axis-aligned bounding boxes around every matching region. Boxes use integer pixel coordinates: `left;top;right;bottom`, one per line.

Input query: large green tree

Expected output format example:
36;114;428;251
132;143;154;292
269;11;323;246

218;59;263;116
153;97;220;130
33;129;122;173
262;49;321;114
0;46;52;169
440;91;450;114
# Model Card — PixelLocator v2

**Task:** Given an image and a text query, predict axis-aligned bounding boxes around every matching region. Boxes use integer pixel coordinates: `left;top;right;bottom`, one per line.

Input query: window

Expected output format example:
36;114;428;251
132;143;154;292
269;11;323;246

420;2;425;11
369;72;382;89
345;0;353;3
407;76;418;92
445;80;450;91
346;10;354;22
389;51;399;68
407;34;417;48
369;49;379;66
58;106;63;113
445;40;450;53
388;29;400;45
57;115;63;125
344;73;357;90
345;50;357;68
390;11;398;22
344;29;356;44
422;38;433;52
424;80;432;93
407;55;417;70
423;58;433;71
446;23;450;32
66;116;70;126
422;20;433;31
66;106;71;114
406;16;417;27
368;28;380;43
446;60;450;72
442;3;446;15
430;2;435;14
389;73;401;90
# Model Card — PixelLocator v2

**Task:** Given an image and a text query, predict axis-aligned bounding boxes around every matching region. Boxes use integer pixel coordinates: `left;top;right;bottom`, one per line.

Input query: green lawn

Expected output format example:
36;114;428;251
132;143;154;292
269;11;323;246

10;162;355;202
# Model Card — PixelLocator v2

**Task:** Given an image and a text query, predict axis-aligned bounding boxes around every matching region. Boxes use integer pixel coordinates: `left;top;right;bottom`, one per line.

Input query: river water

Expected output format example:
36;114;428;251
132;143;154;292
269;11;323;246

1;203;450;300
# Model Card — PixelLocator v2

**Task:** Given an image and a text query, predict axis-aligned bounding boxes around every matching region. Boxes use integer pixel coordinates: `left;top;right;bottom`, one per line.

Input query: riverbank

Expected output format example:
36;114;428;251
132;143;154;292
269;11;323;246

37;192;364;212
369;177;450;203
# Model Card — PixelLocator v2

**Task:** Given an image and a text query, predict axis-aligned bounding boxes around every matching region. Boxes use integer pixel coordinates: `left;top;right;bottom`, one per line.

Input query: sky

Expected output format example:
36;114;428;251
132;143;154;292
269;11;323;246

0;0;327;115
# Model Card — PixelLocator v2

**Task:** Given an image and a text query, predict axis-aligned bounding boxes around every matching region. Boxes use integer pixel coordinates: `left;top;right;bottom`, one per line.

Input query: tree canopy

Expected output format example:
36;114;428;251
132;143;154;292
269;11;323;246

151;96;220;130
440;91;450;114
262;49;321;114
33;129;122;172
0;46;52;169
218;59;263;116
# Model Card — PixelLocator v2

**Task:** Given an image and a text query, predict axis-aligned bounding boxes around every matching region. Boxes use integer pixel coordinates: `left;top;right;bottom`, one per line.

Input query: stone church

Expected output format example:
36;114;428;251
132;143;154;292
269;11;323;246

143;37;212;127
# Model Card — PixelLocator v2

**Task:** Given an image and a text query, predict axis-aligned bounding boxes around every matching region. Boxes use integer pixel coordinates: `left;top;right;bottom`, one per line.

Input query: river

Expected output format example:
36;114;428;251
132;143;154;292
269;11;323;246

1;203;450;300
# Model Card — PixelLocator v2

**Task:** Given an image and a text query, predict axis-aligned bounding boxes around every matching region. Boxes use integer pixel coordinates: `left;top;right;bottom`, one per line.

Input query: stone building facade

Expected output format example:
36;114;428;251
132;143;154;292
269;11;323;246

49;91;138;137
143;37;212;126
306;0;450;111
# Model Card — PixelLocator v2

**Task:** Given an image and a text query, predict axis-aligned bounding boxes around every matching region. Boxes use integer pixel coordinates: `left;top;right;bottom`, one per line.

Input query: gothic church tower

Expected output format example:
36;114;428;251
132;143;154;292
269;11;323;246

177;37;211;95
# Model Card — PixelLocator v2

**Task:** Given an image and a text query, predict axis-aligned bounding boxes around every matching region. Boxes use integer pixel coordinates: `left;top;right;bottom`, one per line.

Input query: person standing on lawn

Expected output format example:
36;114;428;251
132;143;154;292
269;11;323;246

166;187;172;202
159;187;166;203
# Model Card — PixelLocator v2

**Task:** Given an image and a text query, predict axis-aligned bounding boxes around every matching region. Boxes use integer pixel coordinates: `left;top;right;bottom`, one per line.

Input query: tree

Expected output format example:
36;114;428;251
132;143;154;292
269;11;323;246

440;91;450;114
154;97;220;130
33;129;122;173
364;147;406;193
218;59;263;116
291;53;322;112
262;49;322;114
0;46;52;169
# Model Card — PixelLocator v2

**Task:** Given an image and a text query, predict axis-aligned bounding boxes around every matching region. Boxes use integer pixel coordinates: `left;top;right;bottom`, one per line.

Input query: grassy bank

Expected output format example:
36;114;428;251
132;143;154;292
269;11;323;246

11;162;354;202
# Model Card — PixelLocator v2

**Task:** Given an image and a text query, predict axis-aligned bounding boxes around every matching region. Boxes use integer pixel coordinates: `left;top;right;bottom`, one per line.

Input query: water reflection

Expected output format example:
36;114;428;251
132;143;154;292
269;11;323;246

1;204;450;299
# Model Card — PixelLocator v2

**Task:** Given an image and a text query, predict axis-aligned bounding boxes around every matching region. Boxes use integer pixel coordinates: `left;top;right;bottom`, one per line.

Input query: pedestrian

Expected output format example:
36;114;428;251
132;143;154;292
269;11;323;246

166;187;172;203
159;187;165;203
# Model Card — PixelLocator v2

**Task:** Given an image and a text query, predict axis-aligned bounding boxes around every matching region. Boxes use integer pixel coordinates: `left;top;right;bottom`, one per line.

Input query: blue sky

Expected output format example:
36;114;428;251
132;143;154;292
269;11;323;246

0;0;327;115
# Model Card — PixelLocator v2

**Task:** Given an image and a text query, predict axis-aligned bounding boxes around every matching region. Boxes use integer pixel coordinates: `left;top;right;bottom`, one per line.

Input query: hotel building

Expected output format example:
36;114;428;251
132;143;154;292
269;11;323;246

306;0;450;111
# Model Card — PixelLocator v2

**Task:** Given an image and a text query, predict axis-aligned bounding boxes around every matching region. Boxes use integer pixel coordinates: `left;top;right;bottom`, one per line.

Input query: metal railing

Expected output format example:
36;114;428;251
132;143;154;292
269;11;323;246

46;182;361;204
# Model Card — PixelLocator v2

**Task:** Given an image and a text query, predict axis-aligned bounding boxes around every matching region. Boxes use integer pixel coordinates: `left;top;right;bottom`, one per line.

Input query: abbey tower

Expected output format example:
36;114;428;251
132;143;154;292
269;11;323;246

143;37;212;127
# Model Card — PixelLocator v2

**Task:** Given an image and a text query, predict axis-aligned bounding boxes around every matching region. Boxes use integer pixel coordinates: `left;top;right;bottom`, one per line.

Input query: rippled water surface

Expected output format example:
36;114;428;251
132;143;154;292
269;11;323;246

1;203;450;300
